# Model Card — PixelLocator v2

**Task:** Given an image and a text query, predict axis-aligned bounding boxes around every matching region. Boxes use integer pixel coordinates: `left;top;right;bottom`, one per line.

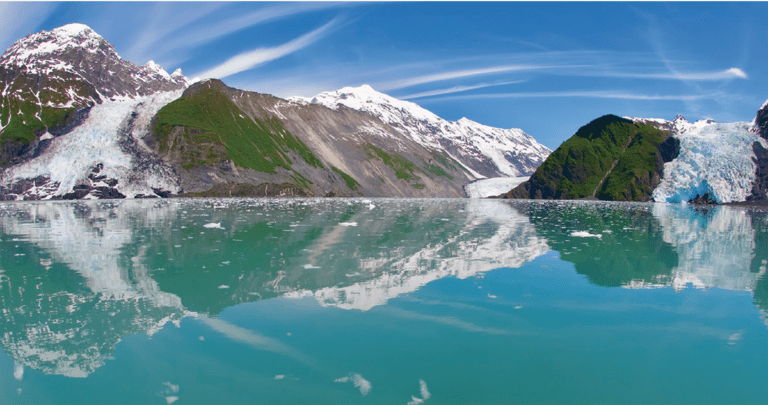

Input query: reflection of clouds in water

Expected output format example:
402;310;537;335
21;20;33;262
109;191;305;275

197;316;315;367
652;204;764;291
383;307;514;336
727;331;743;345
288;200;549;310
335;372;372;396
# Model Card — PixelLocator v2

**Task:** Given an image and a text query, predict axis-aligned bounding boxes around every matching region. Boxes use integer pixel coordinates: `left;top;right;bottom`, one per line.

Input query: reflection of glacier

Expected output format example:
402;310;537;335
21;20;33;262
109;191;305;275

645;204;765;291
0;200;188;378
287;200;549;310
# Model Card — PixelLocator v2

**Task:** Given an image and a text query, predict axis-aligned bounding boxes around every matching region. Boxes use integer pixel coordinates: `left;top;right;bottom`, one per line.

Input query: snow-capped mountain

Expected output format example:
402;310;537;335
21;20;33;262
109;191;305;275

293;85;551;178
0;23;189;199
0;23;550;200
0;23;188;99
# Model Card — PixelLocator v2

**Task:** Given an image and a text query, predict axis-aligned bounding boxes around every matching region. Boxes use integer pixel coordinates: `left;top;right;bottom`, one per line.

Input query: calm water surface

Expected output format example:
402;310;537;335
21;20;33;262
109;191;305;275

0;198;767;404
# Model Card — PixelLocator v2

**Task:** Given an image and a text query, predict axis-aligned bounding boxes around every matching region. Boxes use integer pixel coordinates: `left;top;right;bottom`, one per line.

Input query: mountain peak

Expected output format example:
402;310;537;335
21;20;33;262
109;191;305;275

51;23;98;38
0;22;114;70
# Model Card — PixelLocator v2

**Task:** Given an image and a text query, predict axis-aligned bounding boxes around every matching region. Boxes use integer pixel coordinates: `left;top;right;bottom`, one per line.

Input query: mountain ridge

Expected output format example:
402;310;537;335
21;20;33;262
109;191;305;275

0;23;553;200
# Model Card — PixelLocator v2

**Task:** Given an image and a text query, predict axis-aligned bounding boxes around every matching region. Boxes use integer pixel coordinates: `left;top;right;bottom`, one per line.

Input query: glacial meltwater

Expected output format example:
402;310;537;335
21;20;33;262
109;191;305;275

0;198;767;404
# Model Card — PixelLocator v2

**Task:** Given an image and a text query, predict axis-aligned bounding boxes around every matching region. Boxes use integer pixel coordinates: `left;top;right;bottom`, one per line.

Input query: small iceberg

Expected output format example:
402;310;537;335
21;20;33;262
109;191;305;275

571;231;602;238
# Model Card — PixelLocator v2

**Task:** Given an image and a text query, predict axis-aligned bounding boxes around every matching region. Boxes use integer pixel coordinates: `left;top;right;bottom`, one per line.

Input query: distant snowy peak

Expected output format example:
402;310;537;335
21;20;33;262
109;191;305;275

0;23;188;99
310;84;443;123
302;85;551;178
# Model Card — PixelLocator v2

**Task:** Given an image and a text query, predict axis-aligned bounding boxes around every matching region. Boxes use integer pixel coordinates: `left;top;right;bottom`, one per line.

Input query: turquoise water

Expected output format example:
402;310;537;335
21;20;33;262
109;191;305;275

0;198;767;404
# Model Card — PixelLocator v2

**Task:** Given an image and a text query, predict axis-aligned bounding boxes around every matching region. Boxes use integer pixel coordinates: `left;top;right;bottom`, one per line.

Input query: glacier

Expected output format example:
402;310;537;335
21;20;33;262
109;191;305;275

464;176;529;198
1;90;183;199
652;117;765;203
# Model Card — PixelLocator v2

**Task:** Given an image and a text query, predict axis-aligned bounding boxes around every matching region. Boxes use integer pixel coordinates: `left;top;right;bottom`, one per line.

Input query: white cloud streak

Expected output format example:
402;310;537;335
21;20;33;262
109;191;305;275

593;67;748;81
376;64;554;91
420;91;719;103
197;19;338;80
162;3;342;52
0;3;57;51
400;80;524;100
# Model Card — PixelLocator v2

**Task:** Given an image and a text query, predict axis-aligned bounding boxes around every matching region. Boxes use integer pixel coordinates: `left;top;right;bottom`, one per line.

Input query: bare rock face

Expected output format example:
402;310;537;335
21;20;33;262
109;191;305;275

755;102;768;141
750;102;768;201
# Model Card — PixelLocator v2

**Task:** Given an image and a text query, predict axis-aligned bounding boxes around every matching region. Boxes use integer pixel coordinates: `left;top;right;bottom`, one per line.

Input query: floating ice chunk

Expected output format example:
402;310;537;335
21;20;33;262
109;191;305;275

570;231;602;238
218;285;230;289
334;373;371;396
166;397;178;404
203;222;223;229
339;222;358;227
407;379;431;405
13;362;23;380
302;264;321;269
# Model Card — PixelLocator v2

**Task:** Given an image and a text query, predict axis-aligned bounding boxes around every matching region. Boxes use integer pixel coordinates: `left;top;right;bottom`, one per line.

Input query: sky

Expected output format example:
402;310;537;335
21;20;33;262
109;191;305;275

1;1;767;150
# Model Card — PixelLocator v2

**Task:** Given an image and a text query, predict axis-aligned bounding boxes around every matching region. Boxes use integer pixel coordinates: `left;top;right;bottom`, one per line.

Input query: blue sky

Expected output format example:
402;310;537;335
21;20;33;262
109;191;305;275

1;2;766;149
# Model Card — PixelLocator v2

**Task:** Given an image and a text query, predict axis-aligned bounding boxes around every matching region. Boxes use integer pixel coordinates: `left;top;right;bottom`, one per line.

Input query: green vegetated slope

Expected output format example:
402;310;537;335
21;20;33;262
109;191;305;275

0;68;96;163
502;114;672;201
153;80;322;174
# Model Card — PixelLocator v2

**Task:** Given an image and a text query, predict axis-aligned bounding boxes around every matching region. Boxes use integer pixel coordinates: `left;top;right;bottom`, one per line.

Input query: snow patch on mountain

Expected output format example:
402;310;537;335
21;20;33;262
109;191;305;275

652;117;764;203
297;85;550;178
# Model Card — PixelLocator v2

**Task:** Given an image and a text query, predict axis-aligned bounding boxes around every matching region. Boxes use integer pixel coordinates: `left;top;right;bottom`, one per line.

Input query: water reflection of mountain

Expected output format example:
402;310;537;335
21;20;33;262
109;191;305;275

6;198;765;379
142;199;549;312
519;201;679;287
519;201;768;299
0;198;550;377
0;201;187;378
287;199;549;310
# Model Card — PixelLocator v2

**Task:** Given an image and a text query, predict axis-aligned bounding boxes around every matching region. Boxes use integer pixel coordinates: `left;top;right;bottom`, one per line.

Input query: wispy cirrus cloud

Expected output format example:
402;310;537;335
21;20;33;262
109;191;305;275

589;67;748;81
400;80;524;100
124;2;226;65
419;90;723;103
0;2;58;51
376;64;555;91
196;18;339;80
161;3;344;52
